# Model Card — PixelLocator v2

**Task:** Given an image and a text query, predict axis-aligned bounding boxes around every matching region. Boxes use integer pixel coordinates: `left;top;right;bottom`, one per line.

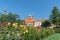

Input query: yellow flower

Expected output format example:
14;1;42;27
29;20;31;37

12;23;15;26
7;22;11;25
15;25;18;28
23;25;26;27
12;23;18;28
23;32;25;34
20;25;23;27
25;29;28;33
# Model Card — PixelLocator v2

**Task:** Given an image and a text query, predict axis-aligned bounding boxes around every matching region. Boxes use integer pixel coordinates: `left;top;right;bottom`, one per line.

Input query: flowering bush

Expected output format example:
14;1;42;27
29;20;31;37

0;23;55;40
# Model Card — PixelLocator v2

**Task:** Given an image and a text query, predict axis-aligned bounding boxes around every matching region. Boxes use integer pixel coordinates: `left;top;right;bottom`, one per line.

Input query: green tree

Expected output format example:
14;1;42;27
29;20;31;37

50;6;60;27
0;13;7;22
19;20;25;25
16;19;25;25
0;12;19;23
7;12;19;23
41;20;51;28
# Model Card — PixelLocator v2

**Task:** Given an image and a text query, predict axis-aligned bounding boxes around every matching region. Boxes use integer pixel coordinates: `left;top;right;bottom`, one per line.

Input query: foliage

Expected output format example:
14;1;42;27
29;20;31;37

0;12;19;23
53;27;60;33
1;6;60;40
50;6;60;27
44;33;60;40
41;20;51;28
39;28;55;40
7;12;19;23
0;23;55;40
17;20;25;25
0;13;7;22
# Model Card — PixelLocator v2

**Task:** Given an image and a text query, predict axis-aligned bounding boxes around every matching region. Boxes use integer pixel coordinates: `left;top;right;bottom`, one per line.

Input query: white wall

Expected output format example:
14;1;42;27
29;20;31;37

34;22;41;27
26;22;34;26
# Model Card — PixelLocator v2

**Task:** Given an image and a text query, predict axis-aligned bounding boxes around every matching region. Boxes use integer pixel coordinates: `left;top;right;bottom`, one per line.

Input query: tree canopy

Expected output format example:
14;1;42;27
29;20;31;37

0;12;19;23
41;20;51;28
50;6;60;27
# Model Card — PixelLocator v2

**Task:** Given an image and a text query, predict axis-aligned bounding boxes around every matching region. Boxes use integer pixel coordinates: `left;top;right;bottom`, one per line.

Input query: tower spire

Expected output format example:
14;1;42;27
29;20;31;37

4;8;6;14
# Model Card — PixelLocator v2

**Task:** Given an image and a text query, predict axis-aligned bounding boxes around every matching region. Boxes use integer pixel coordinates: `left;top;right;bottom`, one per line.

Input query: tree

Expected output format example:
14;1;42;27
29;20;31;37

50;6;60;27
41;20;51;28
0;13;7;22
16;19;25;25
0;13;2;23
0;12;19;23
7;12;19;23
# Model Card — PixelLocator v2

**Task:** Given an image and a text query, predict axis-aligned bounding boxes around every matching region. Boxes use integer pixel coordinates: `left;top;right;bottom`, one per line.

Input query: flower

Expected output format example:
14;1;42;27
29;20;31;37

7;22;11;25
12;23;18;28
12;23;16;26
20;25;23;27
23;25;26;27
25;29;28;33
23;32;25;34
15;25;18;27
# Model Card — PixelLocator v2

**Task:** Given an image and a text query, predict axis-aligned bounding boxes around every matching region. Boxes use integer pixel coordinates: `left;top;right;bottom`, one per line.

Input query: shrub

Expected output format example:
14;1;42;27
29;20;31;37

53;27;60;33
39;28;55;40
0;25;55;40
44;33;60;40
21;26;40;40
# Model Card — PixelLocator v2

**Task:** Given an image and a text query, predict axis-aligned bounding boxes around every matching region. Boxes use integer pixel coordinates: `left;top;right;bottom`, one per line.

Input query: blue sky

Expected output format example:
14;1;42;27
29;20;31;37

0;0;60;19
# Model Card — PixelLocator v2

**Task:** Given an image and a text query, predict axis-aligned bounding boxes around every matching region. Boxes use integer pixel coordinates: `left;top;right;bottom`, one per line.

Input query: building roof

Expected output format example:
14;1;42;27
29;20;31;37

35;18;48;22
25;15;35;23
